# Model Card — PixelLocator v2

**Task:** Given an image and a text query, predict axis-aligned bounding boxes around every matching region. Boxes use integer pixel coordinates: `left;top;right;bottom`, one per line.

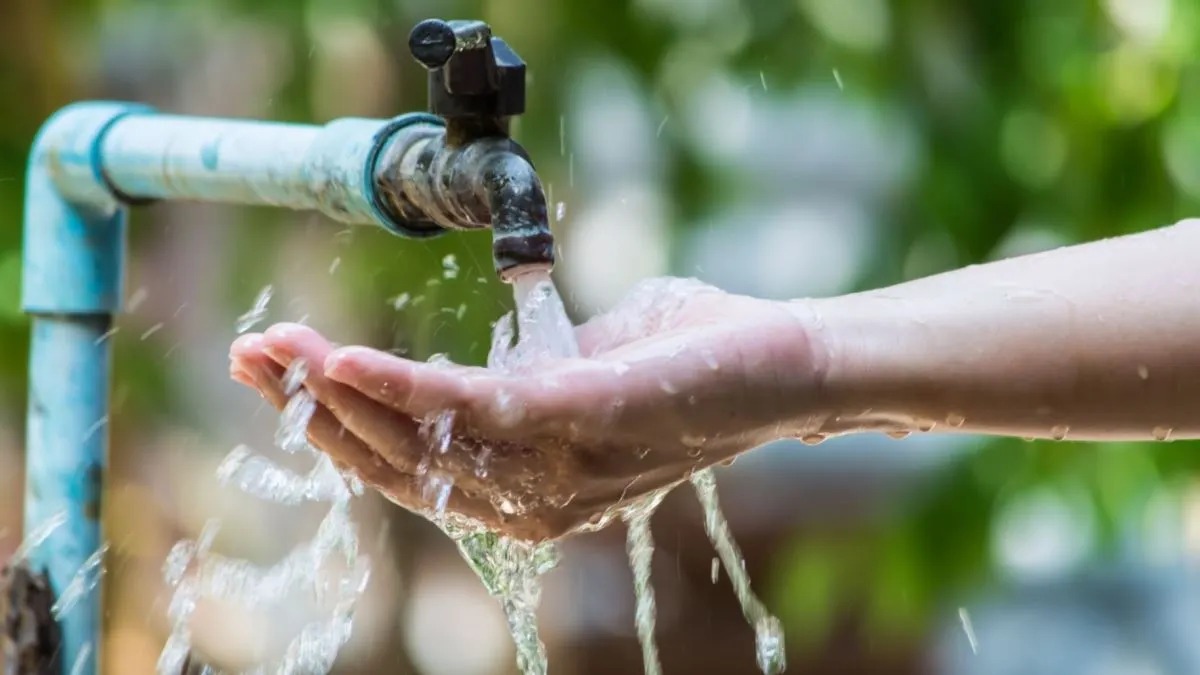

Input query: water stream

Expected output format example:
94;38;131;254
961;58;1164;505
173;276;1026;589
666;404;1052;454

428;271;785;675
692;469;786;674
157;271;782;674
158;374;370;675
417;271;579;675
623;490;670;675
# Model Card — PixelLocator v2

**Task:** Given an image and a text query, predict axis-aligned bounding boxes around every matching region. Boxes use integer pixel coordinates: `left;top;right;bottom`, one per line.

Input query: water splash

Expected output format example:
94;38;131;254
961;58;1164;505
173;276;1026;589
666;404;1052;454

422;270;578;675
236;285;273;333
623;490;669;675
443;271;781;674
692;469;786;674
52;543;108;619
10;511;67;564
958;607;979;655
444;524;559;675
158;381;368;674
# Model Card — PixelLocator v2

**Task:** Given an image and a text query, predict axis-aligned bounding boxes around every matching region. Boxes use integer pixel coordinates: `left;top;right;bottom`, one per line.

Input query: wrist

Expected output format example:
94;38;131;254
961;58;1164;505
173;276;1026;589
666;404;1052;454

781;294;920;437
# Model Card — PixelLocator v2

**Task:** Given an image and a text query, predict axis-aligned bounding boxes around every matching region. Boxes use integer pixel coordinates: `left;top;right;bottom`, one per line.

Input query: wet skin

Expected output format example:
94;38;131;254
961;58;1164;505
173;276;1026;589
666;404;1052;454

230;282;821;542
230;218;1200;540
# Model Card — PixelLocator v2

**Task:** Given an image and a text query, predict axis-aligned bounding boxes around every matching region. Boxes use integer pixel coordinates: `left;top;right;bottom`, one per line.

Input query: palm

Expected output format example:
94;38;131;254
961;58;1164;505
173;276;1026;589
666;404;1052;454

230;279;817;541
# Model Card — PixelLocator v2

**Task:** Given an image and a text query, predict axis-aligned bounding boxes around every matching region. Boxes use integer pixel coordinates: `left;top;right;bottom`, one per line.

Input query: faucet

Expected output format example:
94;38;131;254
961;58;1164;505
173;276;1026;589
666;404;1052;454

374;19;555;281
13;18;550;674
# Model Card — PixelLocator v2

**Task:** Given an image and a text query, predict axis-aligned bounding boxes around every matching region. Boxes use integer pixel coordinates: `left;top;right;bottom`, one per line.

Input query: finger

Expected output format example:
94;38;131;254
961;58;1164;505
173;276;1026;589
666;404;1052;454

230;333;268;388
323;346;492;419
237;348;433;511
259;324;434;476
247;330;498;521
326;345;635;442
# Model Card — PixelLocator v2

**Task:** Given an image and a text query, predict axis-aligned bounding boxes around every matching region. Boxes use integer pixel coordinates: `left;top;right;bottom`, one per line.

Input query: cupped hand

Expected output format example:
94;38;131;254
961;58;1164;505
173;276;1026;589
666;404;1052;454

229;278;825;541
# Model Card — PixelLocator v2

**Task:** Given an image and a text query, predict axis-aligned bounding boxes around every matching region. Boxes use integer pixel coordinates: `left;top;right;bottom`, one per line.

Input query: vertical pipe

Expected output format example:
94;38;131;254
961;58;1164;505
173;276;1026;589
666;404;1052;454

24;315;112;674
22;102;145;675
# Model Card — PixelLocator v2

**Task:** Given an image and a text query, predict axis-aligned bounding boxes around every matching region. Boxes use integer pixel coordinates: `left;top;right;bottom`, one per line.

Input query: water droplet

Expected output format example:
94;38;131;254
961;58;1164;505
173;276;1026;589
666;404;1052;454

946;413;966;428
442;254;459;279
236;285;273;333
686;447;703;458
420;410;456;454
917;419;936;432
389;292;410;310
52;543;109;619
659;379;679;394
276;390;317;454
282;358;309;396
328;257;341;274
93;327;119;345
832;68;844;90
711;557;720;584
700;349;720;371
1153;426;1173;441
755;615;786;674
958;607;979;655
636;447;652;459
1051;425;1069;441
886;430;911;440
800;434;825;445
491;389;524;428
423;472;454;514
474;447;493;478
127;287;149;312
611;362;631;375
1137;365;1150;380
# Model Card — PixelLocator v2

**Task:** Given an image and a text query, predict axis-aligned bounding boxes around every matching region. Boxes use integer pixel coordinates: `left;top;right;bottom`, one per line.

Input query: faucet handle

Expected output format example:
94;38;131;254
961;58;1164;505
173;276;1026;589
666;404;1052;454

407;18;526;121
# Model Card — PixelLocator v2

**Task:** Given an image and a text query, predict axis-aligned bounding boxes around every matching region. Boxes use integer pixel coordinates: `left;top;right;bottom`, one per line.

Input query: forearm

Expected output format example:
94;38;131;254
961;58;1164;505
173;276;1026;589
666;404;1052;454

807;219;1200;441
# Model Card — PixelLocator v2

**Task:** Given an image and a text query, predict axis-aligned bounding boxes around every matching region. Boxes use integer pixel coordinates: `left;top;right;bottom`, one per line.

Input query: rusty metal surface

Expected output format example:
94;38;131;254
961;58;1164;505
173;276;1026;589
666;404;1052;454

1;562;61;675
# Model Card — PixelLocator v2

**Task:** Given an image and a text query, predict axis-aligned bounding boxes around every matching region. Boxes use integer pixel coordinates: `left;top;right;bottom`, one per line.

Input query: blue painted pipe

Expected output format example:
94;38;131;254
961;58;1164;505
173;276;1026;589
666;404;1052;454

21;102;443;674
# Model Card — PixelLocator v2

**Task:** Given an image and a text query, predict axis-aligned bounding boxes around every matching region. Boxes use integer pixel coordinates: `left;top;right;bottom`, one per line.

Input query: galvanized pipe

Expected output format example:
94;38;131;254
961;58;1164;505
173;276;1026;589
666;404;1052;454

20;102;442;674
22;102;143;675
98;112;441;226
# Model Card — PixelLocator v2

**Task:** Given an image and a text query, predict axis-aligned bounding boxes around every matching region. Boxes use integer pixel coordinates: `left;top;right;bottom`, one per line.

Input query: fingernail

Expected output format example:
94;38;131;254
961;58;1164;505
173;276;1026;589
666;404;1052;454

324;351;352;379
262;345;292;363
230;368;255;387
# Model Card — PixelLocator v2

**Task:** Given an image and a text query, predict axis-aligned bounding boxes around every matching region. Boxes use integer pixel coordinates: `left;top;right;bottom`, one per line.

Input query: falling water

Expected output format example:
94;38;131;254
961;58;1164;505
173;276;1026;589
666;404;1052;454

623;490;670;675
692;469;786;674
415;270;579;675
158;359;370;675
423;271;784;674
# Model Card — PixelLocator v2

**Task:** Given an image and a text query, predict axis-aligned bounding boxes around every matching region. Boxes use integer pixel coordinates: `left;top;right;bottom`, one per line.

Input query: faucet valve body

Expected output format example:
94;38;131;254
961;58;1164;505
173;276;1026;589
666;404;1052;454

373;18;554;280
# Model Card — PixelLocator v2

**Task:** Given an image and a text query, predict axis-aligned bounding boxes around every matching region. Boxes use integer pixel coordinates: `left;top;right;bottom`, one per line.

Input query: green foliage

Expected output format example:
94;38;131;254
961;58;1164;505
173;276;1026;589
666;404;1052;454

2;0;1198;652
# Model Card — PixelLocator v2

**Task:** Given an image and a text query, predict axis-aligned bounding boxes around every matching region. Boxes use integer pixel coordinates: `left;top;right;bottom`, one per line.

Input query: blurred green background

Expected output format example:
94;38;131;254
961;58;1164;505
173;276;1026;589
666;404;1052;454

3;0;1200;673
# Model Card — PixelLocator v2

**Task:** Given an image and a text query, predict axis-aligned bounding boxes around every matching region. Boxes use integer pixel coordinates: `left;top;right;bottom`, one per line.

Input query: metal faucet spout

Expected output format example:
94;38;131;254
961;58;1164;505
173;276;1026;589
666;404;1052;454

480;148;555;280
377;17;555;281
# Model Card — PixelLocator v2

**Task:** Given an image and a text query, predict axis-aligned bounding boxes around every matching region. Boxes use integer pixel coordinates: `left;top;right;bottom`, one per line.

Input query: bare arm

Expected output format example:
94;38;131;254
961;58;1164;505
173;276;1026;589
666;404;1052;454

810;219;1200;441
